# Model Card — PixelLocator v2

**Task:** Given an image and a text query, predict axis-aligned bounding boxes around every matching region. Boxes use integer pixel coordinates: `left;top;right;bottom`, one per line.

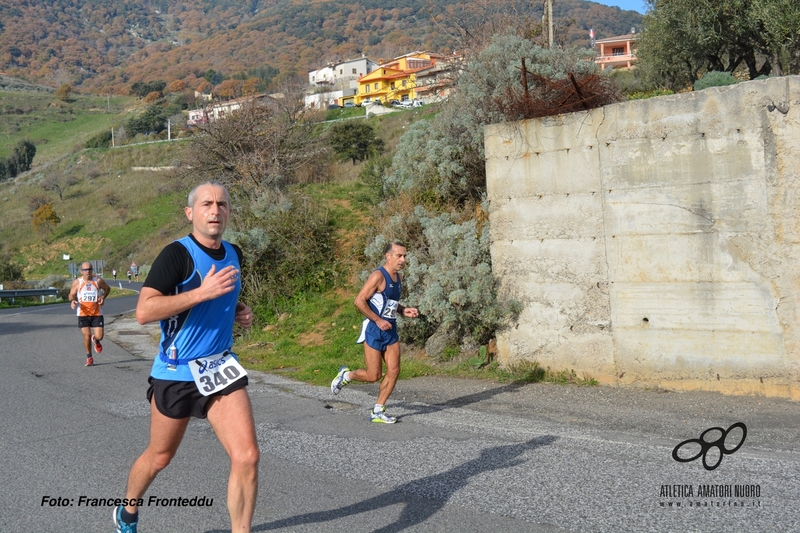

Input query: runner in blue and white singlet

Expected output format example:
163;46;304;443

356;265;402;351
331;240;419;424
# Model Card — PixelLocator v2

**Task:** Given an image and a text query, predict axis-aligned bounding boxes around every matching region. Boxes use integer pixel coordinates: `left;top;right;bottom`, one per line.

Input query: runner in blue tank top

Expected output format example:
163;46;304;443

114;182;258;533
331;240;419;423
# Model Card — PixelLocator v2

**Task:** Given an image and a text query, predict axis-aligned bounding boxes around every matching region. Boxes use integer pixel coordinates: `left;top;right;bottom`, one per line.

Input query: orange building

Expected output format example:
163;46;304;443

354;51;447;106
595;32;638;70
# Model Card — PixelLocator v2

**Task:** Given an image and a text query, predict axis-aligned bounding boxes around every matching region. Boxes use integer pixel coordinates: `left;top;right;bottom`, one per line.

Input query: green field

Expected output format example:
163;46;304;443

1;90;138;163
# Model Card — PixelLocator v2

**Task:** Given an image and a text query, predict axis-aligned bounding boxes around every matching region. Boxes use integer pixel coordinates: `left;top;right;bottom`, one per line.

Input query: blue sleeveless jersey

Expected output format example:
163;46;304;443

367;266;401;321
150;236;241;381
356;266;402;350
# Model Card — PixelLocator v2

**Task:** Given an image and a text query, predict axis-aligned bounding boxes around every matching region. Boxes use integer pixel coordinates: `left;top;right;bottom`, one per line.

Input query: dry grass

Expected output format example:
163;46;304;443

0;142;190;277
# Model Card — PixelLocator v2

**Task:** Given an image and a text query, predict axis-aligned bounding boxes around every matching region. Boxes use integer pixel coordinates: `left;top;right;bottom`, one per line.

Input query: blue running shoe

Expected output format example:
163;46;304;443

370;405;397;424
331;366;350;395
114;505;137;533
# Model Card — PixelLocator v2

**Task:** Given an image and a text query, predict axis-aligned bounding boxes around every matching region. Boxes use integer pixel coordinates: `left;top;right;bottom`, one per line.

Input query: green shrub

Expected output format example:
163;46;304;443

385;34;598;206
85;130;113;148
354;156;390;206
126;105;167;136
694;71;739;91
228;192;339;314
0;258;25;283
627;88;675;100
364;203;521;347
609;68;656;96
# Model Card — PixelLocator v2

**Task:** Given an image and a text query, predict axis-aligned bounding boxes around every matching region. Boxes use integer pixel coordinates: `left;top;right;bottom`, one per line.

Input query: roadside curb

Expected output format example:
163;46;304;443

105;314;160;358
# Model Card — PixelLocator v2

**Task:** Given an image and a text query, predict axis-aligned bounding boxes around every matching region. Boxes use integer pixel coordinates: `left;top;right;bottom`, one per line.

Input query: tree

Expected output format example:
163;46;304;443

143;91;162;104
6;140;36;177
196;80;213;95
752;0;800;76
216;79;243;99
103;190;121;207
166;79;186;93
40;175;68;201
55;83;73;101
0;257;24;283
637;0;800;90
179;93;326;201
130;80;167;98
32;203;60;242
204;68;223;85
328;122;385;165
27;194;51;213
241;78;262;96
126;105;167;135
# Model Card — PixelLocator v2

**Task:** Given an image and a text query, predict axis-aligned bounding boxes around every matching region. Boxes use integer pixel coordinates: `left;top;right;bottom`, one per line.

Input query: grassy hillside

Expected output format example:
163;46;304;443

0;143;190;277
0;88;426;279
0;90;139;162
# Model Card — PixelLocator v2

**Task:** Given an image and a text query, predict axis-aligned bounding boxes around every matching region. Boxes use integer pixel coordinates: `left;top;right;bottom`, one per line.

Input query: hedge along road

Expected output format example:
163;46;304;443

1;291;799;532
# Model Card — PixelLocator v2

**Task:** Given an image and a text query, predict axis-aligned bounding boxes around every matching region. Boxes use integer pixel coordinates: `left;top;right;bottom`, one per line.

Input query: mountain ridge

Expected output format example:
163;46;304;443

0;0;642;93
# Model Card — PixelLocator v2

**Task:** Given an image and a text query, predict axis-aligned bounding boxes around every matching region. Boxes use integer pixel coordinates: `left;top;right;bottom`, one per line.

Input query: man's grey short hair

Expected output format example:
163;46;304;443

383;240;405;255
187;180;230;208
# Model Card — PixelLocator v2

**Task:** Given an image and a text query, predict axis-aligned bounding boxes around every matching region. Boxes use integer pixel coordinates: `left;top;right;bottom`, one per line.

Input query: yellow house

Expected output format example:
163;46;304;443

354;51;443;105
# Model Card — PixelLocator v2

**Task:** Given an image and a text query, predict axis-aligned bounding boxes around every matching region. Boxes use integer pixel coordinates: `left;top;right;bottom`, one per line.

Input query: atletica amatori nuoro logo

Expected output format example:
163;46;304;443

672;422;747;471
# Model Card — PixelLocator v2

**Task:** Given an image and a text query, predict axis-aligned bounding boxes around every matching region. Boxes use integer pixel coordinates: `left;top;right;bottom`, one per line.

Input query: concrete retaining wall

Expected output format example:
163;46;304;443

484;76;800;399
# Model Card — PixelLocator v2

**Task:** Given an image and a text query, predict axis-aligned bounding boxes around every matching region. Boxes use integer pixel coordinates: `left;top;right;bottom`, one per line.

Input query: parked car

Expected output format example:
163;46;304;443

397;99;423;109
327;104;341;109
390;100;402;107
344;102;354;108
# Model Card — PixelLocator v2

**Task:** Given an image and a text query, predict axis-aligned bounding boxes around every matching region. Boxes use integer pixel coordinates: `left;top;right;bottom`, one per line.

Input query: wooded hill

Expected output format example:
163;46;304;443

0;0;642;94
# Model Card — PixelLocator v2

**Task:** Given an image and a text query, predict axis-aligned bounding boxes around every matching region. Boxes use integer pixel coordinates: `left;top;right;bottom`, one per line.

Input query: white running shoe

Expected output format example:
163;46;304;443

370;406;396;424
331;366;350;395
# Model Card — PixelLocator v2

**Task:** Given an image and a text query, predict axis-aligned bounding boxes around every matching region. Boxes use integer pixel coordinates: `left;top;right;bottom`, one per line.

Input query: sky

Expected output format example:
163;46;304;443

592;0;647;14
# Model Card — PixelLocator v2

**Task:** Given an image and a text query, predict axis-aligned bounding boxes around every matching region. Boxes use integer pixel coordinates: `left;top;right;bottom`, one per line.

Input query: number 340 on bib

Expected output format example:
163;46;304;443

189;351;248;396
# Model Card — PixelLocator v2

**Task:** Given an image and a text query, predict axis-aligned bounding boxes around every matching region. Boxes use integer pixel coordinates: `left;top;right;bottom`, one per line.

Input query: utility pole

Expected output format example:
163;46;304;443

543;0;554;48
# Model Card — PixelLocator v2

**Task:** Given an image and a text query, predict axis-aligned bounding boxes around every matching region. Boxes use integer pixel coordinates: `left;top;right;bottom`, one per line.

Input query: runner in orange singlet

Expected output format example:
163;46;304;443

69;262;112;366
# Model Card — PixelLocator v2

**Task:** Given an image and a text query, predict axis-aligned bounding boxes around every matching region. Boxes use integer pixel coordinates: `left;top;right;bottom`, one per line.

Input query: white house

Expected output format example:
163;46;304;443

308;56;378;90
309;65;336;86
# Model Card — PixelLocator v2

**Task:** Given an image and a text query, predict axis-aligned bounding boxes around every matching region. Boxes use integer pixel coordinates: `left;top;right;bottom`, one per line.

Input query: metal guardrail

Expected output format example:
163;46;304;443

0;288;60;303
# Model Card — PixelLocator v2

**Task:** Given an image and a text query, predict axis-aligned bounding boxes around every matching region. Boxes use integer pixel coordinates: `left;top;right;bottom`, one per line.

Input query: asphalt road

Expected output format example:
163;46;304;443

1;291;799;532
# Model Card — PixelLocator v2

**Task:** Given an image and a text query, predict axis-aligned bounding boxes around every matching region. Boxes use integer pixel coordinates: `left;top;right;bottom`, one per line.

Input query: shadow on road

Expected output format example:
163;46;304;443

203;436;558;533
396;379;532;418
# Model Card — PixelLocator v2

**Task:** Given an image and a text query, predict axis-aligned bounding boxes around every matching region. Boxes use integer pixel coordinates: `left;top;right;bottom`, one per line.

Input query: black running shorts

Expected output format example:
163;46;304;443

147;375;249;419
78;316;104;328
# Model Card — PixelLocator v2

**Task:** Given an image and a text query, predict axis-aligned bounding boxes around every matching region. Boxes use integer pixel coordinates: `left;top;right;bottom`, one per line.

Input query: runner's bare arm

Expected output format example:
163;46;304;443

97;277;111;305
68;279;79;309
354;270;391;330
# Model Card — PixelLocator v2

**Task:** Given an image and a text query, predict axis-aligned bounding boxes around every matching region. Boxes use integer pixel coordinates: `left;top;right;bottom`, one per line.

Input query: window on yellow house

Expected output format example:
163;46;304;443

374;83;378;90
365;85;370;93
390;82;395;89
402;80;407;87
